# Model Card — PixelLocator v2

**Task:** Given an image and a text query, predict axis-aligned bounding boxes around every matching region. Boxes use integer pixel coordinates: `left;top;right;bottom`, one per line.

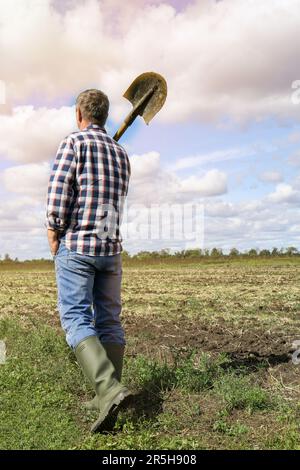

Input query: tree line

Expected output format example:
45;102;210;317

0;246;299;263
123;246;300;259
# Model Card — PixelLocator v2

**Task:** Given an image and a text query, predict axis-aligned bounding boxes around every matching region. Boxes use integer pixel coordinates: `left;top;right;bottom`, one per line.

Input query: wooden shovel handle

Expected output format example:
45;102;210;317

113;86;156;142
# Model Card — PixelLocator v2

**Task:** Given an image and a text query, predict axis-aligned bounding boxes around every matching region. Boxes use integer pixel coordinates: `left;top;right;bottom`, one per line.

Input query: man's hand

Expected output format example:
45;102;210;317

47;229;60;256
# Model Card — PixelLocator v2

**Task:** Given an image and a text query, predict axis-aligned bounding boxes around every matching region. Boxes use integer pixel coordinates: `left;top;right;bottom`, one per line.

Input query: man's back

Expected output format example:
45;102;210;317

46;123;131;256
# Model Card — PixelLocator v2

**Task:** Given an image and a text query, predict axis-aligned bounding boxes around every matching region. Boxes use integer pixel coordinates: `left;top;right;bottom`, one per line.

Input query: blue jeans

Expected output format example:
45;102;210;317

54;242;125;350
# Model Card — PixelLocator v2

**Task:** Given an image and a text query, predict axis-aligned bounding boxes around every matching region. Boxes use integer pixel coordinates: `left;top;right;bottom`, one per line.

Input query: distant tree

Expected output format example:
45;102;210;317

229;248;240;257
210;248;223;257
248;249;258;257
134;251;152;260
4;253;11;261
183;249;202;258
14;257;19;262
174;250;185;258
121;250;130;260
286;246;299;256
159;249;171;257
149;251;160;258
259;249;271;257
271;247;279;257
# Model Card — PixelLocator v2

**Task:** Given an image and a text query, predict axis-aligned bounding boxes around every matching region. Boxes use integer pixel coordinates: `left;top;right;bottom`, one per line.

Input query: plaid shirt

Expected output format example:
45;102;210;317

45;124;131;256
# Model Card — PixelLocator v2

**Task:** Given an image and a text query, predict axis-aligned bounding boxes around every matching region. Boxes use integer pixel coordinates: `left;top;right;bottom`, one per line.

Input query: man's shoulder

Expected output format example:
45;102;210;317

110;139;128;156
60;129;129;157
57;131;80;148
63;130;86;143
59;130;97;149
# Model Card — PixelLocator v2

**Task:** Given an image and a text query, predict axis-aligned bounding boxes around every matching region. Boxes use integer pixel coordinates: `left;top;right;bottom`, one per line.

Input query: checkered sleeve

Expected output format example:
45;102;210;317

45;136;77;233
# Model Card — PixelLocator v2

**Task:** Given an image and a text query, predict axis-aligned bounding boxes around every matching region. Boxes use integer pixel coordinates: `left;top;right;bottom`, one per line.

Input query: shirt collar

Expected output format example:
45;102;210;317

84;123;107;133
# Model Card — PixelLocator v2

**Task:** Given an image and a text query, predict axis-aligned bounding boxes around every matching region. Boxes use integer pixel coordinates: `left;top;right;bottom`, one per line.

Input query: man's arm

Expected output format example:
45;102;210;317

47;228;60;256
45;136;77;255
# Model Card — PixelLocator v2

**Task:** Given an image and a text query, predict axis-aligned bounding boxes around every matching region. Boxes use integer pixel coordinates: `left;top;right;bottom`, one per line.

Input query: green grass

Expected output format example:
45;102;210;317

123;349;229;394
1;315;298;450
0;317;213;449
213;373;275;413
212;410;249;436
0;318;88;449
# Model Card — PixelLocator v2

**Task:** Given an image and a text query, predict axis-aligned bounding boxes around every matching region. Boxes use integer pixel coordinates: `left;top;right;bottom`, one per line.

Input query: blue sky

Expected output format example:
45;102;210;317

0;0;300;260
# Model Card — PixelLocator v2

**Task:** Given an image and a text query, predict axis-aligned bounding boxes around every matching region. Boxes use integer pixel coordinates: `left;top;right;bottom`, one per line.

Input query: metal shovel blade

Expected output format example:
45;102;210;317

123;72;167;125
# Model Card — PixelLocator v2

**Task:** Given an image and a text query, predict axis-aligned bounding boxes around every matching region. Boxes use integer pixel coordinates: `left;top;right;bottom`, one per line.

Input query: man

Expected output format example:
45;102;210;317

45;89;132;433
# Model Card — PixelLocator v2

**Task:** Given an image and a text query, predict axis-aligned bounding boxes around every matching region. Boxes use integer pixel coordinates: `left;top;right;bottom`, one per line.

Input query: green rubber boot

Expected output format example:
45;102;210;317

84;342;125;411
75;336;131;433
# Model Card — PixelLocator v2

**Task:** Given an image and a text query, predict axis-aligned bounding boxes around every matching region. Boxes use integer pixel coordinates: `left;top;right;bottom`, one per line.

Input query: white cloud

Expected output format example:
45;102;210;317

128;151;228;204
0;106;76;162
288;131;300;143
205;200;239;218
202;196;300;251
173;147;255;171
288;150;300;166
0;196;44;231
1;162;51;198
179;170;227;197
1;0;300;125
258;171;283;183
129;152;160;179
267;183;300;204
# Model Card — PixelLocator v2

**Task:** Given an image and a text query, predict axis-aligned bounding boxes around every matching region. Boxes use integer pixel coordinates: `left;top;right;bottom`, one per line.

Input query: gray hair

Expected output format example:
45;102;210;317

76;89;109;127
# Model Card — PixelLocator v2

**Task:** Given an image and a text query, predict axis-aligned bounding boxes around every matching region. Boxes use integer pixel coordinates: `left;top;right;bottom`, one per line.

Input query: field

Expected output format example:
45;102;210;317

1;257;300;450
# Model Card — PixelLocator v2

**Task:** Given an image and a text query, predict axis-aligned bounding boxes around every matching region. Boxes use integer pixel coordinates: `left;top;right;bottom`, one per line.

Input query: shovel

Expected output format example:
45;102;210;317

113;72;167;142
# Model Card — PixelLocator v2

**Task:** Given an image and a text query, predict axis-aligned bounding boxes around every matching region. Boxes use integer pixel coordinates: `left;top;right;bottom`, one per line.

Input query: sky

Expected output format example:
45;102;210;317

1;0;300;260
